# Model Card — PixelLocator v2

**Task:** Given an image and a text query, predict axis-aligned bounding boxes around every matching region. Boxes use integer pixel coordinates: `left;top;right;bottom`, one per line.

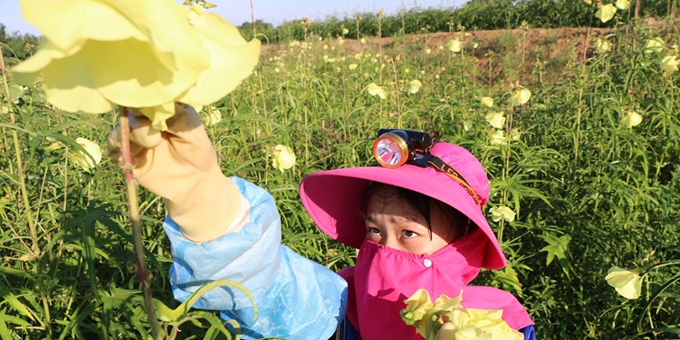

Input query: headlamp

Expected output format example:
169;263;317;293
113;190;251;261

372;128;434;168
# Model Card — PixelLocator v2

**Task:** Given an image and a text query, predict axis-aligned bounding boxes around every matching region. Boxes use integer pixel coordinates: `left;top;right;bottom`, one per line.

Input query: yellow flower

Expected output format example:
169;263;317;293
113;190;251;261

401;289;523;340
583;0;592;4
425;48;432;54
660;55;679;73
485;112;506;129
447;38;462;53
71;137;102;171
595;4;617;23
8;84;27;103
401;289;435;333
644;37;665;53
408;80;422;94
510;129;522;141
463;120;473;132
272;145;296;172
605;266;642;299
510;87;531;106
594;38;612;54
366;83;387;100
489;205;516;223
205;107;222;126
12;0;259;131
615;0;631;9
621;110;642;127
342;27;349;35
13;0;207;114
349;64;358;70
480;97;494;107
177;7;261;111
490;130;506;145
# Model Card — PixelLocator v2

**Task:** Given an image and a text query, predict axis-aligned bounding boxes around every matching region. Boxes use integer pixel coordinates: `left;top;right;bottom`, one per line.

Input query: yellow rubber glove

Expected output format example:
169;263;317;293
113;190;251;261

108;103;242;243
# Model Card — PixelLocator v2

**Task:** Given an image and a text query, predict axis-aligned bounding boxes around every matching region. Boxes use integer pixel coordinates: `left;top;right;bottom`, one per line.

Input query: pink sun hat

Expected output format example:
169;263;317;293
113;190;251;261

299;141;506;269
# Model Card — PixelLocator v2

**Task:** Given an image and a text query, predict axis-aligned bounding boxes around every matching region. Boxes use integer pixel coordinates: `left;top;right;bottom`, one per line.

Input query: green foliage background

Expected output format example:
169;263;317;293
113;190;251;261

1;2;680;340
236;0;676;43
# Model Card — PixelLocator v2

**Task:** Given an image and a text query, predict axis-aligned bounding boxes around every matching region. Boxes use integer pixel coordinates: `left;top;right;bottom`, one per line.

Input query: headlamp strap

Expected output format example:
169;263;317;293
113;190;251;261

426;156;482;207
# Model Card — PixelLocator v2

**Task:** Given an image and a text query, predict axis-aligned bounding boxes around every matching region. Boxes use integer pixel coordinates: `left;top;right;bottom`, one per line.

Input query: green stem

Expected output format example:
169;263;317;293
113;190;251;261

0;47;38;256
119;109;161;339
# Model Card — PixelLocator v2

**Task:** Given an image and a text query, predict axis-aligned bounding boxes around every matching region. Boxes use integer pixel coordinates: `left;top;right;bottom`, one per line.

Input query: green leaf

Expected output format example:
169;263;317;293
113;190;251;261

539;232;571;277
494;264;523;297
154;279;258;322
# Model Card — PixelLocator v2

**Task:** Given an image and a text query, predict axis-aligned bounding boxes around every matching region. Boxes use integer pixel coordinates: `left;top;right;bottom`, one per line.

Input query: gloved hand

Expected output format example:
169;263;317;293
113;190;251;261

108;103;243;243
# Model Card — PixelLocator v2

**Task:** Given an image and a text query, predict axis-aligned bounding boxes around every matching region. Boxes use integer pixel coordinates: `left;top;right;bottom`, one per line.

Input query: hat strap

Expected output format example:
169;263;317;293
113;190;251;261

426;156;483;207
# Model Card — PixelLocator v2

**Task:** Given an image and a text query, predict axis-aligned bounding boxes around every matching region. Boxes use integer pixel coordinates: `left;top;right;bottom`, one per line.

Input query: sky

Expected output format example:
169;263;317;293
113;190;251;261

0;0;464;36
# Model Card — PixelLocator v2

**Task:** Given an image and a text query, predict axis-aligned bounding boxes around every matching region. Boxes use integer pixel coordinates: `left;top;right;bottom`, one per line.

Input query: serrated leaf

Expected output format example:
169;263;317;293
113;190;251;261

539;233;571;277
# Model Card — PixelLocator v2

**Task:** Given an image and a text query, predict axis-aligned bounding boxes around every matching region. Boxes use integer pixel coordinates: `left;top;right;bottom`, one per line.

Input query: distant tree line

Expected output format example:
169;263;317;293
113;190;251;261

0;24;39;65
238;0;675;44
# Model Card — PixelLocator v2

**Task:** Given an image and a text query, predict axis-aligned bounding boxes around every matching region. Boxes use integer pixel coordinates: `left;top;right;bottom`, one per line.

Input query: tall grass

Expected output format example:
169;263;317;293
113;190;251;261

1;20;679;339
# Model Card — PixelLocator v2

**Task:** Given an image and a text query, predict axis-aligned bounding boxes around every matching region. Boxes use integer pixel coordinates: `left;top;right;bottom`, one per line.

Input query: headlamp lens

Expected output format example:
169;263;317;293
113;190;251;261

373;132;409;168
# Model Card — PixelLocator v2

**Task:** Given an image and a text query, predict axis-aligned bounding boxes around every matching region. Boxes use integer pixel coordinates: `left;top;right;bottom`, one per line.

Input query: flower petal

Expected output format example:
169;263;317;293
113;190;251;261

137;102;176;131
19;0;149;51
367;83;387;100
71;137;102;171
595;4;617;23
616;0;631;10
179;12;261;106
511;88;531;106
408;79;422;94
485;112;506;129
621;110;642;128
272;145;296;172
605;266;642;299
481;97;494;107
660;55;679;73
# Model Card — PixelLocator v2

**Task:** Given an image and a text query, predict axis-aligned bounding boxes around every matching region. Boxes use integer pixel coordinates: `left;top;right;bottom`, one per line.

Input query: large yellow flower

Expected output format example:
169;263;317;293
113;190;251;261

621;110;642;128
489;205;516;223
367;83;387;100
71;137;102;172
480;97;494;108
605;266;642;299
408;80;423;94
447;38;462;53
485;112;506;129
644;37;665;54
401;289;523;340
272;145;296;172
660;55;679;73
595;4;617;23
510;87;531;106
12;0;260;130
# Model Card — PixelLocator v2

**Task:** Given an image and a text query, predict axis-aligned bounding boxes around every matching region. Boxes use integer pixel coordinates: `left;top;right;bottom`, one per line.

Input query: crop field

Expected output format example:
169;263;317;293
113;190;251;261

1;10;680;340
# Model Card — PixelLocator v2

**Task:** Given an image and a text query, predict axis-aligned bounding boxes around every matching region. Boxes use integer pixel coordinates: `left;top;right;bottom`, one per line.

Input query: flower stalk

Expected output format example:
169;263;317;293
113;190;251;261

120;108;161;339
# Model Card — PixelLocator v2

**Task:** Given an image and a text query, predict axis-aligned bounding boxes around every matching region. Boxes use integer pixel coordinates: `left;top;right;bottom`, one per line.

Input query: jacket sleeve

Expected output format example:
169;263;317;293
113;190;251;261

520;325;537;340
163;177;348;340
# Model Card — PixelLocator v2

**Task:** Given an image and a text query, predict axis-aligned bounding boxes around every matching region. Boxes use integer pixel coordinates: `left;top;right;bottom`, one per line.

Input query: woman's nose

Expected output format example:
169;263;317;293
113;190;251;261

380;235;398;249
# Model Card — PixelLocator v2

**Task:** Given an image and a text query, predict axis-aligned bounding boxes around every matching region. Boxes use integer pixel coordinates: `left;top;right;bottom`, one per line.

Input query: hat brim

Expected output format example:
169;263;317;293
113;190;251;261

299;165;506;269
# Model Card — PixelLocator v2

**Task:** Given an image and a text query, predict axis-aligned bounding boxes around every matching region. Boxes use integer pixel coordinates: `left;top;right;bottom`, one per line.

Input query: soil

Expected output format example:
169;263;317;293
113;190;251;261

260;20;677;85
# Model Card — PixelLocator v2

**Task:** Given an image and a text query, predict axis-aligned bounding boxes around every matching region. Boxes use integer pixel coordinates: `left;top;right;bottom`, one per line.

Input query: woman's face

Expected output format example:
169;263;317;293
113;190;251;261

363;184;457;255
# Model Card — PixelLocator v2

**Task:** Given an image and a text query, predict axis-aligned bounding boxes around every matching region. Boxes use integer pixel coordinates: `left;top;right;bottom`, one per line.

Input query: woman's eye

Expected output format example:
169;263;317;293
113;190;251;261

402;230;418;239
367;227;381;235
